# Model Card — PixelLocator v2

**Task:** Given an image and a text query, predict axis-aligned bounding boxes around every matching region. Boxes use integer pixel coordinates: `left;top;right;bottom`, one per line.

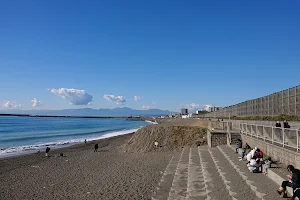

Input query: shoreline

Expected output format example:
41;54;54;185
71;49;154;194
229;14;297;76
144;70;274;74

0;131;136;159
0;119;155;159
0;132;173;200
0;132;134;161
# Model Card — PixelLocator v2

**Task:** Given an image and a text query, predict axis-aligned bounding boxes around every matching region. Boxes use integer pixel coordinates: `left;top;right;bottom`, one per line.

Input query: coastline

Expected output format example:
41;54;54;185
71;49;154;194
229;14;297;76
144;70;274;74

0;119;154;159
0;132;174;200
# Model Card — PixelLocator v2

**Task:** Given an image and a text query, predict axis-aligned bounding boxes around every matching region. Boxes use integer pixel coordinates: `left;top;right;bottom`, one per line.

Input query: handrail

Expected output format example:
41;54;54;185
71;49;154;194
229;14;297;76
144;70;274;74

239;122;299;152
240;123;299;131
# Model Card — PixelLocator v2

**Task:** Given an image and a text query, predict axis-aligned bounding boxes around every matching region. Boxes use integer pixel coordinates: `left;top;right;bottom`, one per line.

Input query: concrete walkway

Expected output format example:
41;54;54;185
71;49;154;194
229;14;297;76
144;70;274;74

152;145;285;200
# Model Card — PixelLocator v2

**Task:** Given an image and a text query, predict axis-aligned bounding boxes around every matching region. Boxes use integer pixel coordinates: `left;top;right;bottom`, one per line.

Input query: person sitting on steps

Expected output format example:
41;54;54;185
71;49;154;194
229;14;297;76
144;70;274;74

277;165;300;198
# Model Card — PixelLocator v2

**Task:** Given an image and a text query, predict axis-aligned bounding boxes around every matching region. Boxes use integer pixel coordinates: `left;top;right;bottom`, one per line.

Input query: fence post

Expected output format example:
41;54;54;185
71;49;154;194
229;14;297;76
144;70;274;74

272;127;274;144
288;88;290;115
283;128;285;148
282;90;284;114
297;129;299;152
256;125;258;139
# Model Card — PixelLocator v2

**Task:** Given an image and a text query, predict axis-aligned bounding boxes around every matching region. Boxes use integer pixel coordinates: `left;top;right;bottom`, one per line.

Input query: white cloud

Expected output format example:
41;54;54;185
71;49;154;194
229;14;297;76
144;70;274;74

134;96;141;101
204;105;213;111
152;102;157;105
104;94;126;104
184;103;202;112
2;101;22;108
141;105;150;110
50;88;93;105
31;98;42;107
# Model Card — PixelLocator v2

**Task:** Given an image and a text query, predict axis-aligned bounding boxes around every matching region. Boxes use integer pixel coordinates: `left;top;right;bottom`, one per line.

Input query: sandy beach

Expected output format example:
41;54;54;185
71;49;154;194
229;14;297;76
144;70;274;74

0;133;174;200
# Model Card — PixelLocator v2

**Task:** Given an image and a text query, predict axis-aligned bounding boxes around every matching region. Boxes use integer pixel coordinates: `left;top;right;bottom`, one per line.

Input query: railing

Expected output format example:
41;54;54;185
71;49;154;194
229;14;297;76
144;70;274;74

209;121;232;131
240;123;300;152
208;121;233;144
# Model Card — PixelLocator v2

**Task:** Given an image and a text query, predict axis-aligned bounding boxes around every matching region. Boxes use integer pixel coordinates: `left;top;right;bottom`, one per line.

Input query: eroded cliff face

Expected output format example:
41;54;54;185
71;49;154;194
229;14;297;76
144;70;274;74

123;124;207;153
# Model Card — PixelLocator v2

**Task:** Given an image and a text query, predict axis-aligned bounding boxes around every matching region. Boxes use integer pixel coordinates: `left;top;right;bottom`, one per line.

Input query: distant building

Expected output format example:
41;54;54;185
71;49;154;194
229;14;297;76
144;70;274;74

181;113;192;119
195;110;206;114
205;105;222;112
181;108;188;115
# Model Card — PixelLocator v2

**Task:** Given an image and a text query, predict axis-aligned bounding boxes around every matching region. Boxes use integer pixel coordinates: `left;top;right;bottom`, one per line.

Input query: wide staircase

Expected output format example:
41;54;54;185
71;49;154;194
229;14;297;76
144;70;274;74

152;145;283;200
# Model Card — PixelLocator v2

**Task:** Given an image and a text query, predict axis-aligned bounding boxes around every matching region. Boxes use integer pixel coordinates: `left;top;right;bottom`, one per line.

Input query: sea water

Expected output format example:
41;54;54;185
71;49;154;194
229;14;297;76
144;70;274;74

0;116;150;158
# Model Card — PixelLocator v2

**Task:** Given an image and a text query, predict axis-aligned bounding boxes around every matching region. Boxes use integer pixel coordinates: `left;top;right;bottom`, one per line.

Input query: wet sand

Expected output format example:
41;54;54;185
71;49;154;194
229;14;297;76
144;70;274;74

0;133;173;200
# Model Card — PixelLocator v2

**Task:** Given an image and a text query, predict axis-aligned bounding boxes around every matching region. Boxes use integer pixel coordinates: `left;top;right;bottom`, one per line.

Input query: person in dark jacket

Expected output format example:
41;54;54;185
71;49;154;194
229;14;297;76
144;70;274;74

45;147;50;157
284;120;290;128
275;121;281;128
94;143;98;152
277;165;300;198
287;188;300;200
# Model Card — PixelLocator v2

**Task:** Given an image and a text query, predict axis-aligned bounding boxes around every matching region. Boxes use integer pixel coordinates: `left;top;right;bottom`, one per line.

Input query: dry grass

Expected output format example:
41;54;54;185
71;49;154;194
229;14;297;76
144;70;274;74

123;124;207;153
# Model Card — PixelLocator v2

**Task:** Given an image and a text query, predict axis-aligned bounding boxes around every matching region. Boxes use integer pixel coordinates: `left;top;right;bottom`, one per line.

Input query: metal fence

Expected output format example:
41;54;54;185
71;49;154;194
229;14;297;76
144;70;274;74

209;121;232;131
205;85;300;118
240;123;300;152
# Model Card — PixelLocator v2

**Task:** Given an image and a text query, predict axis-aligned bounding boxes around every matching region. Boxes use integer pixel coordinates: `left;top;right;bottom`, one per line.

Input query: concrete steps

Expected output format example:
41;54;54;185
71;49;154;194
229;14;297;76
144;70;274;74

153;146;284;200
168;148;189;200
219;145;282;200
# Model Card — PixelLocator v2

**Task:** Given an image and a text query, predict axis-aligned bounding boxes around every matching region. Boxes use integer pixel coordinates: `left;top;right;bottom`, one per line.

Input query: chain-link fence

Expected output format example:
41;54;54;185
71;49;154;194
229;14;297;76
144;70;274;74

205;85;300;118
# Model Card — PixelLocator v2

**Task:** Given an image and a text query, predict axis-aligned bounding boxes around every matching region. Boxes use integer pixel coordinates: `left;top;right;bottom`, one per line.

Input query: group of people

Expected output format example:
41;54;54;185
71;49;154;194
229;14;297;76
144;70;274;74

245;147;271;175
237;143;271;175
275;120;291;128
237;142;300;199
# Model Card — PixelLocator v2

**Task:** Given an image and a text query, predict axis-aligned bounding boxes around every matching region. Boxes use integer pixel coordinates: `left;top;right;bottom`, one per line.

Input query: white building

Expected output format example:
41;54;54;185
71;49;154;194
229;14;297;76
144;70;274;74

205;105;222;112
181;114;192;119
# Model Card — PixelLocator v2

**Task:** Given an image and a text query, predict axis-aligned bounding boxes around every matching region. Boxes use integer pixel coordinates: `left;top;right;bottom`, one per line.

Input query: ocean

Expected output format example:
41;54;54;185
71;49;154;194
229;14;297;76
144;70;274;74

0;116;150;158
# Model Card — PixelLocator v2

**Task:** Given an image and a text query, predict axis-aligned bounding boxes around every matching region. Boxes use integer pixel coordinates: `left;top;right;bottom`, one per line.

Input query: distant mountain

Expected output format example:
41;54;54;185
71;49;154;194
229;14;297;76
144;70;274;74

0;107;174;117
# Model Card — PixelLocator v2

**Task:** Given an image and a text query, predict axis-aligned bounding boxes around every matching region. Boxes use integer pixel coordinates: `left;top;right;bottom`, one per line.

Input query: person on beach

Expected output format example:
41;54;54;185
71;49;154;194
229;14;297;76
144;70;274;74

235;141;240;153
246;147;257;162
239;148;246;161
94;143;98;152
262;157;272;175
247;156;259;172
277;165;300;198
287;188;300;200
84;139;87;146
254;148;263;159
45;147;50;157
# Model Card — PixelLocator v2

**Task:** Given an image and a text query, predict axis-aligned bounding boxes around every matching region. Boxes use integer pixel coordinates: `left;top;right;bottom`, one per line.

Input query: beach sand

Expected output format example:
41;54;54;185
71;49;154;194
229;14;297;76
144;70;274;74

0;133;174;200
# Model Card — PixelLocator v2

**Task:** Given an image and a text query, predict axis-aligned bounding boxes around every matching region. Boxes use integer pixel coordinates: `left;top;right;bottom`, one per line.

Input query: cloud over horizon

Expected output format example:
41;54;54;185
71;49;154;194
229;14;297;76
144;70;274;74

184;103;201;111
31;98;42;107
134;96;141;101
141;105;150;110
1;101;22;108
104;94;126;104
50;88;93;105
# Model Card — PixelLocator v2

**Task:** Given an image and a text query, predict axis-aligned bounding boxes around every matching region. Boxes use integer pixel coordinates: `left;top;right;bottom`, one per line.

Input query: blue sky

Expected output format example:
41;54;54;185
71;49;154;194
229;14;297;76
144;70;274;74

1;0;300;112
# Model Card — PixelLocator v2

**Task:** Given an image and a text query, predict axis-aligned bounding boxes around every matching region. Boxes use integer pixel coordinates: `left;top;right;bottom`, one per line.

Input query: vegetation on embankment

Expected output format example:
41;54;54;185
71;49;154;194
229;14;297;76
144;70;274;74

195;114;300;122
230;114;300;121
123;124;207;153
